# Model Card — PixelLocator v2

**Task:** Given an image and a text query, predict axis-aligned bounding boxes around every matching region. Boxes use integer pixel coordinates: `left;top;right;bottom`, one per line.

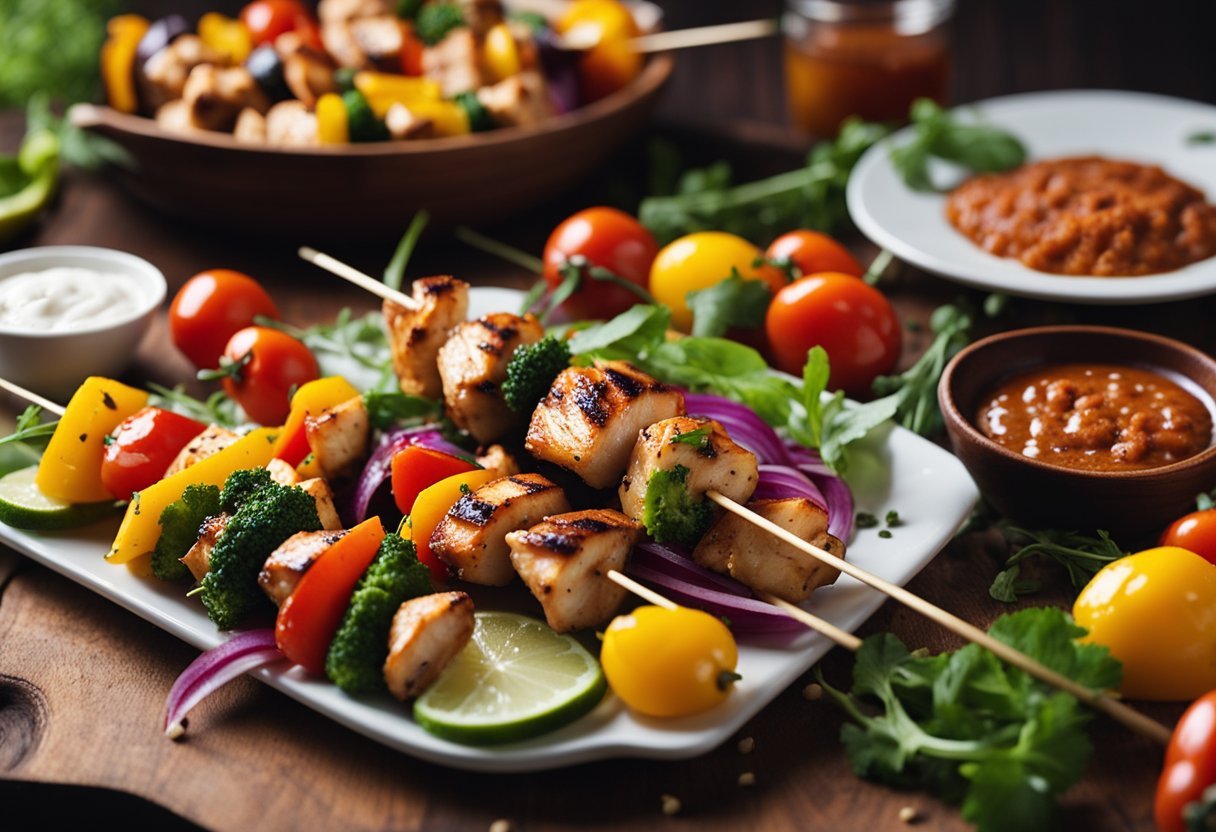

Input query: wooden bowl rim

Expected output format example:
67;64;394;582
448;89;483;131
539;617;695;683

68;54;674;158
938;323;1216;481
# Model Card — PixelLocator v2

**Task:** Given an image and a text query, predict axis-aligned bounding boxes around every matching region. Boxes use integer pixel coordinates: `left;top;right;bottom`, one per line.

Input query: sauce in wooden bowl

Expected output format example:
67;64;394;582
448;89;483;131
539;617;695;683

976;363;1213;471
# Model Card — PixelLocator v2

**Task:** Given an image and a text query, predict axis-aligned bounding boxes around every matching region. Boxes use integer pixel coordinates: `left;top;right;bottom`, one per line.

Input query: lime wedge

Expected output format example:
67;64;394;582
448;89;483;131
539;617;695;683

0;466;118;531
414;611;606;745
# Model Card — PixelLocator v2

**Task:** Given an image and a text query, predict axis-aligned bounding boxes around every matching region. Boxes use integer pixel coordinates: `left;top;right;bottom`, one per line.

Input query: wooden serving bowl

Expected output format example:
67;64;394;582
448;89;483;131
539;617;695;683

67;53;672;240
938;325;1216;536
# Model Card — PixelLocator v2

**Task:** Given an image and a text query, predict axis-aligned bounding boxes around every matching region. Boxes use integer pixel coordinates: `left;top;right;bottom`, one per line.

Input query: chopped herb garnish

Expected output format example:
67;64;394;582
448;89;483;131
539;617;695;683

855;512;879;529
669;426;712;449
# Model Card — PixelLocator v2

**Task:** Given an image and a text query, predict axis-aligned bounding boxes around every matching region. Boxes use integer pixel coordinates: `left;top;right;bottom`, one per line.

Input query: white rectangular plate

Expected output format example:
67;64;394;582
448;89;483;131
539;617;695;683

0;287;979;772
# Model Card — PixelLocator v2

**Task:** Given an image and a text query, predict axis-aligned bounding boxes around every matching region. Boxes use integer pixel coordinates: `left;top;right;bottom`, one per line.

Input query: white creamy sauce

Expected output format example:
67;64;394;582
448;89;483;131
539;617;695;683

0;267;146;332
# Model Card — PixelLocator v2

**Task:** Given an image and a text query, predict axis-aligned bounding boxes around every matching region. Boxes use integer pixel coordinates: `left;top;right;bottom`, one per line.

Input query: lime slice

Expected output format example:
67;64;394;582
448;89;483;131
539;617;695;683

414;611;606;745
0;466;118;531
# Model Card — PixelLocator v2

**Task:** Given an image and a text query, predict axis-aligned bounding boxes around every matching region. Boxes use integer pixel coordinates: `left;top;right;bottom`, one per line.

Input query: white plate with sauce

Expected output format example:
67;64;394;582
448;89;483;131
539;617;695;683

0;287;979;772
847;89;1216;304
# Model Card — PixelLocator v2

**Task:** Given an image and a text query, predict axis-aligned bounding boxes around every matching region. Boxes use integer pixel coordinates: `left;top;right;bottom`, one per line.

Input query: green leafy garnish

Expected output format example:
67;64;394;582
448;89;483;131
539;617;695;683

821;607;1122;832
639;118;891;245
889;99;1027;192
669;426;711;449
362;390;441;431
382;210;429;292
988;527;1126;603
686;270;772;337
0;0;119;108
148;383;243;429
415;2;465;45
1187;131;1216;146
256;309;395;393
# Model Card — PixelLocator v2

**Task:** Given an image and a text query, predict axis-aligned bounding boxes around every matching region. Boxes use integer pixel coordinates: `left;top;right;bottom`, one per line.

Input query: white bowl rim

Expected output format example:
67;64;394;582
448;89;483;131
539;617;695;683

0;245;167;338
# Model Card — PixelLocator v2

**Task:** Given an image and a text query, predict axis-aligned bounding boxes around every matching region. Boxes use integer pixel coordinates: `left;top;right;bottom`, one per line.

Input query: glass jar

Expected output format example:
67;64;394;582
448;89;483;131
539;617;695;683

783;0;955;137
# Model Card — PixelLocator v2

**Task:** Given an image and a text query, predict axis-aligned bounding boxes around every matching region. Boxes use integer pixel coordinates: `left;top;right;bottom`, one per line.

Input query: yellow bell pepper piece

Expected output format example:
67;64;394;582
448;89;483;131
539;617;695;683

316;93;350;145
404;99;470;137
406;468;498;578
36;376;148;503
297;453;323;480
354;71;442;118
101;15;151;114
272;376;360;463
106;427;279;564
484;23;522;82
1074;545;1216;701
198;12;253;64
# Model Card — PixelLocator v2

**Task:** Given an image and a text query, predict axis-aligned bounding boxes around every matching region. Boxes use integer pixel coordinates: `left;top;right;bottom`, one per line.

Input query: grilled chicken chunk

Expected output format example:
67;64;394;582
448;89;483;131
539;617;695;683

265;100;319;146
437;313;544;444
525;361;685;489
233;107;267;143
181;512;229;582
304;396;370;480
299;477;343;530
259;529;348;606
431;473;570;586
383;591;475;701
182;64;269;132
422;28;485;97
476;72;552;129
164;424;240;477
140;35;223;113
507;509;640;632
277;33;339;107
266;457;301;486
383;276;470;399
476;444;520;477
618;416;759;522
693;497;843;603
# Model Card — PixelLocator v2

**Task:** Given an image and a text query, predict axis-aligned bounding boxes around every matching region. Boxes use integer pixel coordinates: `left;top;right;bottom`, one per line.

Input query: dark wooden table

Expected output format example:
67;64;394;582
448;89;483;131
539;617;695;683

4;1;1216;829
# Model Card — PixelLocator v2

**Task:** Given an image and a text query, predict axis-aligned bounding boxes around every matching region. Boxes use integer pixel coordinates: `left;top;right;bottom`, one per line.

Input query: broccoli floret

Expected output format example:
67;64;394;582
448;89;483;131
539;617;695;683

502;336;572;413
642;464;713;547
325;533;432;693
219;467;275;514
415;2;464;45
152;483;221;582
201;482;322;630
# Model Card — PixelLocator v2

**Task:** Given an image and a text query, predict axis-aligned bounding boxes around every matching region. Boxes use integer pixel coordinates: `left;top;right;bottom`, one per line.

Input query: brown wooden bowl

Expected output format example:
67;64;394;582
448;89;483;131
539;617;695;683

67;54;672;241
938;325;1216;536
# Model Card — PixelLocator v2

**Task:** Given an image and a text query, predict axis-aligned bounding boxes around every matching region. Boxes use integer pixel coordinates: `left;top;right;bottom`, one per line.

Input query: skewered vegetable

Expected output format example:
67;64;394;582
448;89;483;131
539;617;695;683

501;335;570;413
152;482;221;581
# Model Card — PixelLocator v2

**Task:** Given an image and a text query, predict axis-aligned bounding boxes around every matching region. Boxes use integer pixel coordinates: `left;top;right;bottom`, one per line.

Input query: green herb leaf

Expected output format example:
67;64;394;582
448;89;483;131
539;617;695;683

148;383;243;429
1187;131;1216;146
383;211;429;292
988;526;1126;602
890;98;1026;193
0;0;120;108
362;391;441;431
686;271;772;337
669;426;711;449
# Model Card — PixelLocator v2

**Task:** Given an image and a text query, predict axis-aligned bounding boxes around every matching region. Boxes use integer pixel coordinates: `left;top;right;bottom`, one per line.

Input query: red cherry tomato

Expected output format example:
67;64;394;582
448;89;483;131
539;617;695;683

1161;509;1216;566
399;23;425;76
1157;690;1216;832
220;326;320;426
765;230;864;279
100;407;208;500
240;0;322;50
765;272;901;396
542;206;658;321
169;269;280;370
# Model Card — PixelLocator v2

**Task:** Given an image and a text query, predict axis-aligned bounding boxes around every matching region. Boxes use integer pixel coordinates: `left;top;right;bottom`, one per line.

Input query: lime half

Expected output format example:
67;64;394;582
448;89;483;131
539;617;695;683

414;611;606;745
0;466;118;531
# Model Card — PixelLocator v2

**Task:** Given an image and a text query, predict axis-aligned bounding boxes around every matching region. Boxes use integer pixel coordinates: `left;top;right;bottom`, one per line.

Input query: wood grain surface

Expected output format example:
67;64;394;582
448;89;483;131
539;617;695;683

5;1;1216;829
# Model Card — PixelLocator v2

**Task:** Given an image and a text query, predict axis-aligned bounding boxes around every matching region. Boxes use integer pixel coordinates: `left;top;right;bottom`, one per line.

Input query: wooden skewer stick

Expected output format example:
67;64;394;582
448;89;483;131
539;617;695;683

631;19;779;54
706;490;1173;746
607;569;678;611
297;246;420;311
0;378;66;416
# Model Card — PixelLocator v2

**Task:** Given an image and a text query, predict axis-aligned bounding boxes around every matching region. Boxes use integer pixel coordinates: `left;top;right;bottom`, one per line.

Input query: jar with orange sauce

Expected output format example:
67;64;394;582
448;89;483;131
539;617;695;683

783;0;954;137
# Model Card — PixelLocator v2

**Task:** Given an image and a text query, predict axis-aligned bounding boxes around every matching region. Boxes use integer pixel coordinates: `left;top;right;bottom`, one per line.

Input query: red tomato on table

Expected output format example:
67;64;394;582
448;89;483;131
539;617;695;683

542;206;658;321
1161;509;1216;565
100;407;208;500
219;326;320;426
765;272;901;396
765;230;864;279
1157;690;1216;832
169;269;279;370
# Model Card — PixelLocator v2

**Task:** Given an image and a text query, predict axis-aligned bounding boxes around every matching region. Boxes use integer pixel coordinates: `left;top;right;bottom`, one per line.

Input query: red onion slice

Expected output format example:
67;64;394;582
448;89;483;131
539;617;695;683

633;541;749;595
349;426;473;522
626;563;806;636
684;392;792;465
164;629;282;738
753;464;828;509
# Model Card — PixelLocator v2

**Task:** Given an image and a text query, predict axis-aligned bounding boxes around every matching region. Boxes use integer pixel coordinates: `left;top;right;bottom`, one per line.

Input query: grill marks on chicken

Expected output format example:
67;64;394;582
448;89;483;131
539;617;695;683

259;529;349;606
525;361;685;489
507;509;640;632
438;313;544;444
383;591;475;701
430;473;571;586
383;276;470;399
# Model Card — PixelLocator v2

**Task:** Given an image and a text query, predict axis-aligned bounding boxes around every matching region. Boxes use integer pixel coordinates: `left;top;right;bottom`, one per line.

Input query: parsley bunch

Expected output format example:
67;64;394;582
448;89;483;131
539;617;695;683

821;607;1122;832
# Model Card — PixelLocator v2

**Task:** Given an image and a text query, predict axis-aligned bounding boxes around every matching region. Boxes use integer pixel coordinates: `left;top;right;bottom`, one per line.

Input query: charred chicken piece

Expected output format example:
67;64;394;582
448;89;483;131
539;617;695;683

383;275;470;399
618;416;759;522
182;64;269;132
437;312;544;444
164;424;240;476
693;497;843;603
422;28;485;97
507;509;640;632
303;396;370;480
298;477;343;531
476;444;520;478
525;361;685;489
259;529;349;606
264;100;319;146
181;512;229;582
476;71;552;129
430;473;570;586
140;35;223;113
383;591;475;701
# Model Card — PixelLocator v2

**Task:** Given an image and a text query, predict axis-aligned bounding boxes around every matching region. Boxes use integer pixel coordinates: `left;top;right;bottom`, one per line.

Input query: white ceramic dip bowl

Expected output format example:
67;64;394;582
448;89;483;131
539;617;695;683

0;246;166;399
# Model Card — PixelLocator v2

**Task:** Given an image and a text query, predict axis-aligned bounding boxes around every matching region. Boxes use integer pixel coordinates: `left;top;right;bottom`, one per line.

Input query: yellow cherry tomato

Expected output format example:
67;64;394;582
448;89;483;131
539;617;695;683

600;605;740;717
649;231;786;331
484;23;522;82
1073;546;1216;701
315;93;349;144
556;0;642;102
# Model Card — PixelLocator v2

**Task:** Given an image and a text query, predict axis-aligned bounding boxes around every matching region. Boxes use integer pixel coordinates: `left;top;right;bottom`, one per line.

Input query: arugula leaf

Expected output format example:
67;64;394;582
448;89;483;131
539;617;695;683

822;607;1121;832
889;99;1027;193
686;271;772;337
988;527;1126;602
257;309;395;393
362;391;441;431
566;304;671;359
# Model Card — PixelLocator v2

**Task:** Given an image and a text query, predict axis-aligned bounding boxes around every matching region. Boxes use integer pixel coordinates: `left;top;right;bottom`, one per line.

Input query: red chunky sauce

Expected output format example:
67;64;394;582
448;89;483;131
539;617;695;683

977;364;1212;471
